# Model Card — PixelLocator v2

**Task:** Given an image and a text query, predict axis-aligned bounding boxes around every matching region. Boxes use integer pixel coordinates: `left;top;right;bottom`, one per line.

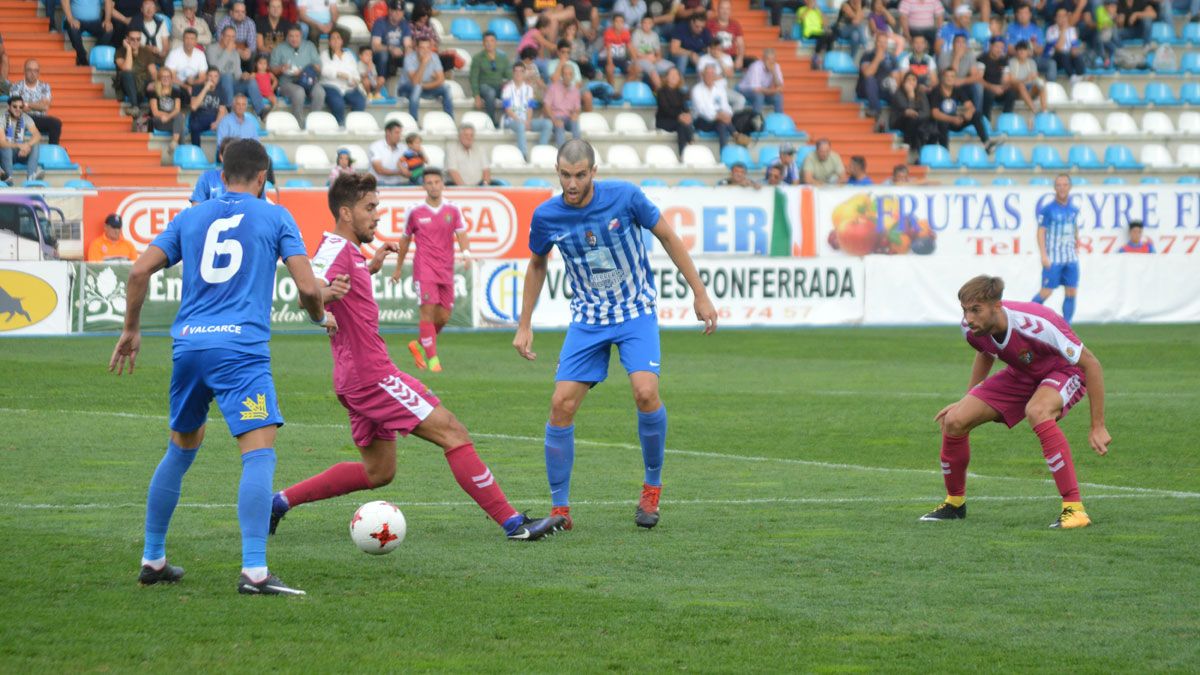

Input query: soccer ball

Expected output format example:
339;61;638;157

349;500;407;555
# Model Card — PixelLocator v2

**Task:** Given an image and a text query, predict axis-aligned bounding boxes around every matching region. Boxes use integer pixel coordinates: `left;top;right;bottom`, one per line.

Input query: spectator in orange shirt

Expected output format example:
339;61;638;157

86;214;139;262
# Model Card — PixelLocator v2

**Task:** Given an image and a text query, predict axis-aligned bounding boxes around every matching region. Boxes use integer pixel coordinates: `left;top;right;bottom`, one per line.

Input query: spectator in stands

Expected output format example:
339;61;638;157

738;48;784;114
846;155;872;184
210;26;266;114
1116;0;1156;45
670;14;712;74
328;147;354;184
717;161;760;188
62;0;113;66
708;0;746;69
890;70;932;155
938;33;984;111
0;97;43;186
254;54;280;108
517;0;573;34
147;67;186;148
471;32;512;126
402;132;426;184
108;0;143;46
858;32;898;128
632;15;672;89
130;0;171;58
979;35;1009;120
930;69;995;151
765;0;803;29
868;0;906;56
1006;4;1051;78
501;62;552;159
1158;0;1197;25
116;29;161;110
835;0;870;57
256;0;294;56
216;1;257;66
1005;40;1047;115
672;0;708;29
518;47;547;98
1118;220;1156;253
613;0;649;27
271;25;325;123
1045;8;1087;83
935;5;972;55
172;0;213;47
560;20;598;82
188;67;226;146
165;28;209;88
370;0;410;79
602;14;636;88
546;39;595;111
569;0;601;42
216;92;262;146
802;138;846;184
771;143;801;184
698;37;745;110
655;66;694;155
297;0;337;45
885;162;914;184
1085;0;1118;69
446;124;496;186
898;34;938;90
397;35;453;119
796;0;836;69
370;119;411;185
408;5;453;73
764;164;784;186
0;35;8;95
358;46;384;100
898;0;944;47
10;60;64;146
518;16;558;66
361;0;387;29
320;29;366;126
691;63;735;148
86;214;138;262
545;63;582;147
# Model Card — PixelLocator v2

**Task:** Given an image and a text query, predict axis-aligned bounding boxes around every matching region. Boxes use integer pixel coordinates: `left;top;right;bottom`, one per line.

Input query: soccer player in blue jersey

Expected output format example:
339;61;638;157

512;139;718;531
1033;174;1081;323
190;138;278;206
109;139;336;596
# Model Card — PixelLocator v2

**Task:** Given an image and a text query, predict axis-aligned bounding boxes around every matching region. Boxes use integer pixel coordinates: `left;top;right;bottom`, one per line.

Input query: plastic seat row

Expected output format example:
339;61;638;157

953;175;1199;187
920;142;1200;169
490;143;719;169
1069;110;1200;136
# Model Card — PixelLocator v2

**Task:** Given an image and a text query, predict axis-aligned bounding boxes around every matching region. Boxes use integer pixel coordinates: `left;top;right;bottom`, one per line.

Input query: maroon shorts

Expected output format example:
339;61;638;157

970;366;1085;428
414;278;455;310
337;371;441;447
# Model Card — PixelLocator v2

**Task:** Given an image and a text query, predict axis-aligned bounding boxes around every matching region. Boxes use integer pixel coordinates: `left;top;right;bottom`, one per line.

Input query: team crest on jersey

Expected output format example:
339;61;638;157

586;230;597;247
240;393;269;421
1066;346;1075;358
607;218;620;231
1018;349;1034;365
444;211;454;223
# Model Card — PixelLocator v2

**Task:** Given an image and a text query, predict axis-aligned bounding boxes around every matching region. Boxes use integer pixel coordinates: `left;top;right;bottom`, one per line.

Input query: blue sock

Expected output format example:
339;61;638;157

1031;293;1046;304
545;424;575;508
143;441;199;561
238;448;277;570
637;406;667;487
1063;296;1076;323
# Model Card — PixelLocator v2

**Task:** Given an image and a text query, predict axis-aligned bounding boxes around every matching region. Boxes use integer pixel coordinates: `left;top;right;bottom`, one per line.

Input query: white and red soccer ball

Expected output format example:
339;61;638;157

349;501;407;555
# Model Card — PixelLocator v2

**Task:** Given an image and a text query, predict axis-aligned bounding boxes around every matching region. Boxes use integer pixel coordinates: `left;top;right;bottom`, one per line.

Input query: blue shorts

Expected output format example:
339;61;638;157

1041;261;1080;289
556;312;661;384
169;348;284;436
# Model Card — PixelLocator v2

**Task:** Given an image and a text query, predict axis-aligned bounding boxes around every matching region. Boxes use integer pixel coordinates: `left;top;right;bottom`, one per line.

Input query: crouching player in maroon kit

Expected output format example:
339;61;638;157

270;174;565;541
922;275;1112;529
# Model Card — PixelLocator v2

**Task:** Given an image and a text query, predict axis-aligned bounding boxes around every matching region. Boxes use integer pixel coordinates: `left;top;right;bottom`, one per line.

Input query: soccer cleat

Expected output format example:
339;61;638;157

407;340;427;370
237;573;307;596
635;483;661;529
428;355;442;373
506;513;567;541
1050;506;1091;529
919;501;967;521
550;505;573;530
138;561;185;585
269;492;289;535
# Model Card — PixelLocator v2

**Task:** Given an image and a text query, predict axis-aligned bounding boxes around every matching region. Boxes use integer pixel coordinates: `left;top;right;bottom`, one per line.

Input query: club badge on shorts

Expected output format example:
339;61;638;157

586;230;597;247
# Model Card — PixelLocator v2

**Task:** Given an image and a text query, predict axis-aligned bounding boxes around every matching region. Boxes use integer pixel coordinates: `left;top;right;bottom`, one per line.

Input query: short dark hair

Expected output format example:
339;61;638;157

850;155;866;169
6;95;23;105
1015;39;1030;50
216;136;236;162
328;172;378;219
730;161;747;171
1129;219;1144;230
415;35;432;45
384;120;402;131
207;65;220;74
557;138;596;168
519;46;540;61
358;45;372;54
423;167;443;180
405;132;421;144
557;39;571;51
483;30;496;39
222;139;271;184
183;27;199;37
892;163;909;177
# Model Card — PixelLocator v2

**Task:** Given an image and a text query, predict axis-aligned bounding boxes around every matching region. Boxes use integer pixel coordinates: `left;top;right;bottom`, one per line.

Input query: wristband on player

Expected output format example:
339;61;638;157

310;313;328;326
462;250;472;259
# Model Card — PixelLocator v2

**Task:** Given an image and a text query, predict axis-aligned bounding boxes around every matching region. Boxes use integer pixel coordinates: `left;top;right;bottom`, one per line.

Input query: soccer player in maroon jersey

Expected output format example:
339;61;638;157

922;275;1112;529
269;173;564;541
388;168;472;373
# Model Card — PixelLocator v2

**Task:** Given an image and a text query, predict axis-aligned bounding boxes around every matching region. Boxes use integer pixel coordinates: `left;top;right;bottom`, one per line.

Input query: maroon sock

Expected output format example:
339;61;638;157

419;320;437;358
434;321;445;335
282;462;373;508
1033;420;1081;501
444;443;518;525
941;433;970;497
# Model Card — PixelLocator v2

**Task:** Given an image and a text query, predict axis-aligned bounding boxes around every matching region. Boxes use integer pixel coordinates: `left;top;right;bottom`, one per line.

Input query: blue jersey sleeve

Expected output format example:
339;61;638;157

529;208;553;256
627;183;661;230
190;174;209;204
150;216;184;266
275;208;308;260
1035;203;1047;229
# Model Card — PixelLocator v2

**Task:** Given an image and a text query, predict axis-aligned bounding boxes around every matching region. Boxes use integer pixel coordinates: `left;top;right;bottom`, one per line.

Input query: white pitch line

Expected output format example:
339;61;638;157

3;407;1198;499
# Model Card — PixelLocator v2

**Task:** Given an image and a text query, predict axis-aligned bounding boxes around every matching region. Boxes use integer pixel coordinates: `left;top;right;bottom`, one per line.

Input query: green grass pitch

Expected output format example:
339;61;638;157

1;325;1197;671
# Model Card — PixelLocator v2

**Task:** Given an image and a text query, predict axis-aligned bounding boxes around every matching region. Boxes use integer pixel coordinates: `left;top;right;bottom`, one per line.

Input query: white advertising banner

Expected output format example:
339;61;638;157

0;261;74;336
643;187;784;257
864;255;1200;325
815;185;1200;258
475;257;864;328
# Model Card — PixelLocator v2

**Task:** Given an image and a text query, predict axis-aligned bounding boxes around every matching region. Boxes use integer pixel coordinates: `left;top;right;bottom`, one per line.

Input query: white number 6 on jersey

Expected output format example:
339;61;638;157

200;214;245;284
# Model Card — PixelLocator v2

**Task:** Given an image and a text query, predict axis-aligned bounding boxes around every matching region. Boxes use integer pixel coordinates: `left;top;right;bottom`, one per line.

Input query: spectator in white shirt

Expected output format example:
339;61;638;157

696;38;745;110
320;29;366;125
298;0;338;45
164;28;209;87
369;120;412;185
501;62;552;159
691;64;735;148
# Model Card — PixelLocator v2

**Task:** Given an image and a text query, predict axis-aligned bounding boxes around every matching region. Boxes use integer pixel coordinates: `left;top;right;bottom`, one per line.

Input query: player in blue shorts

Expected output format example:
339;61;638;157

109;139;336;596
1033;174;1080;323
512;139;718;531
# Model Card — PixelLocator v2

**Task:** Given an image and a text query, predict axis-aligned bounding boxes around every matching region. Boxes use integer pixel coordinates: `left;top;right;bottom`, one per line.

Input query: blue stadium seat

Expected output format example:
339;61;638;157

450;18;482;41
954;176;980;186
1073;176;1090;185
824;51;857;74
1028;177;1052;186
264;143;296;170
491;178;511;186
1150;21;1177;44
1033;112;1069;137
991;177;1015;186
720;144;752;168
1109;82;1142;106
173;144;213;170
1183;52;1200;74
677;178;708;187
971;21;990;46
283;178;313;187
620;81;656;107
38;145;78;170
1185;22;1200;45
1103;176;1126;185
1182;83;1200;105
995;144;1030;169
21;179;48;187
640;178;668;187
1140;176;1163;184
63;179;95;188
918;144;954;168
89;45;116;71
757;144;780;169
1104;144;1142;169
995;113;1030;137
763;113;805;138
523;177;553;187
1031;144;1067;169
1144;82;1179;106
487;18;521;42
1179;175;1200;184
956;144;992;169
1069;144;1104;169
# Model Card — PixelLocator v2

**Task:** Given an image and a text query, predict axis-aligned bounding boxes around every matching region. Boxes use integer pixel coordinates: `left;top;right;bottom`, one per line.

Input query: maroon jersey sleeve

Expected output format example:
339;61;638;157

311;234;352;284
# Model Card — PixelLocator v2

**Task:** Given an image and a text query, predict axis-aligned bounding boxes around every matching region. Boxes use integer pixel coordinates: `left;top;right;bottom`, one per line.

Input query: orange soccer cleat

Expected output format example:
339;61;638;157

550;505;573;531
635;483;661;529
407;340;427;370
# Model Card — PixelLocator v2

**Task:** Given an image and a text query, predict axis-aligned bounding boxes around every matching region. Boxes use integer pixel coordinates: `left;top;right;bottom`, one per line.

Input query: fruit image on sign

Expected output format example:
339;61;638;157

827;194;936;256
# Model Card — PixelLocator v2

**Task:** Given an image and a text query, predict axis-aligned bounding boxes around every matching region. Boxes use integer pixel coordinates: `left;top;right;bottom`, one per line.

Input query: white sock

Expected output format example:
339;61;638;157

141;556;166;570
242;566;269;583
